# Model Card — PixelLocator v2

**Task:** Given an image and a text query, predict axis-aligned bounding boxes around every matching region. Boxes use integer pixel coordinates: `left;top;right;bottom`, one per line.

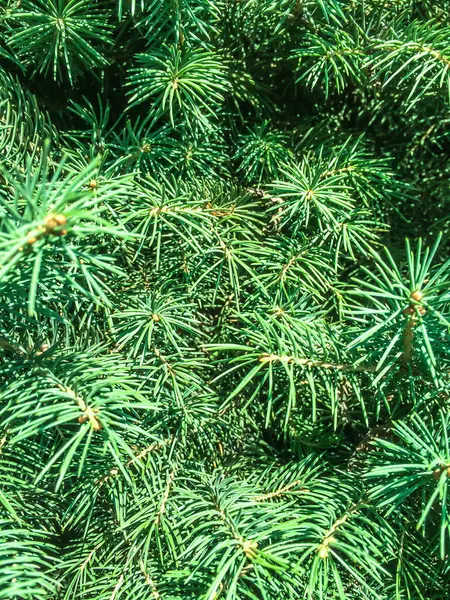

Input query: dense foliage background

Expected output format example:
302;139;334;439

1;1;450;598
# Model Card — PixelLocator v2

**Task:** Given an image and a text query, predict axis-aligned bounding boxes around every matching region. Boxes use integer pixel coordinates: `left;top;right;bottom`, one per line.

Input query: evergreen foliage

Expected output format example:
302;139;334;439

0;1;449;598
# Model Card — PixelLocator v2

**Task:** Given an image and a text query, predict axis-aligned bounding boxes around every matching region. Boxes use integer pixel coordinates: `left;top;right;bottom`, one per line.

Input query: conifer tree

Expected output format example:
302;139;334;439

0;1;449;599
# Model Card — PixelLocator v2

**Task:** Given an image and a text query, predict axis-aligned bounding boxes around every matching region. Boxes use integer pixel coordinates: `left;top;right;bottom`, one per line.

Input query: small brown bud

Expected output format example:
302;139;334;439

27;236;37;245
258;353;271;363
91;417;102;431
54;214;67;226
402;306;415;316
152;314;161;322
410;290;423;302
433;466;447;480
44;213;66;233
44;215;58;229
88;179;98;189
